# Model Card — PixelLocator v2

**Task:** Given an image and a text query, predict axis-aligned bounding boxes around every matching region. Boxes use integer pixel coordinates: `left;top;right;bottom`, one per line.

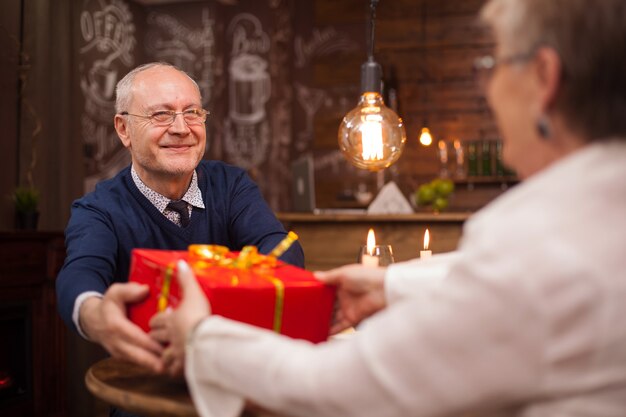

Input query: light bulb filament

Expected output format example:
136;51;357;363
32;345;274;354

361;115;384;161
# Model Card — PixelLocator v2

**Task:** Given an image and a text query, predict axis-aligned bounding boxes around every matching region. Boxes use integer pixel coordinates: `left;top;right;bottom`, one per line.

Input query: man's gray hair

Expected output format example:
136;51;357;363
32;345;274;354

115;62;201;113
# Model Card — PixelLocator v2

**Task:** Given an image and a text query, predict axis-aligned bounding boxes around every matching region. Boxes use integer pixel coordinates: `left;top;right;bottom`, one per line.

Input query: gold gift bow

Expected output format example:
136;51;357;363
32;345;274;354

158;233;299;334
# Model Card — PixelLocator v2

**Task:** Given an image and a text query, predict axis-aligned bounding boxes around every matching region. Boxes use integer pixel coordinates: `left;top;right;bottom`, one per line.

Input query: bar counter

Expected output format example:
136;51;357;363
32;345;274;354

277;212;471;270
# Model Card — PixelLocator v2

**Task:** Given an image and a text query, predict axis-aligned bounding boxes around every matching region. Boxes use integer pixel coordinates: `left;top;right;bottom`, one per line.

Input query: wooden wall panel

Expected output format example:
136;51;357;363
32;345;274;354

0;1;22;230
313;54;363;86
278;213;466;271
314;0;370;25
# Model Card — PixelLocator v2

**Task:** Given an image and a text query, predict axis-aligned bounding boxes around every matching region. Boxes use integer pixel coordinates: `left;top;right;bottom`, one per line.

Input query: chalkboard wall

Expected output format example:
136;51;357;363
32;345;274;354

76;0;502;212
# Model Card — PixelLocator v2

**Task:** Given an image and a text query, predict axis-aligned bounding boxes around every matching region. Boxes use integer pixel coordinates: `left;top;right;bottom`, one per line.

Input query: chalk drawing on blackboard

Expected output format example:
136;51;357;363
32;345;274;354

294;82;328;151
315;150;345;175
229;54;271;125
223;119;270;170
79;0;135;66
228;13;270;56
224;13;272;169
146;8;215;107
294;28;359;68
79;0;135;108
79;0;136;192
148;38;195;69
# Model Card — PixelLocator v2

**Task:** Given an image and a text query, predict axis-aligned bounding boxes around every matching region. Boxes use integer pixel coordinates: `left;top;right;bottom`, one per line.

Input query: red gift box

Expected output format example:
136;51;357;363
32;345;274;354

127;247;336;343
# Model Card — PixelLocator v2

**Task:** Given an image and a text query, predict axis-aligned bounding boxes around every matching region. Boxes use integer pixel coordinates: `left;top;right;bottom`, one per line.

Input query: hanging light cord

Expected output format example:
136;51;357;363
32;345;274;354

367;0;379;62
361;0;382;93
421;0;429;125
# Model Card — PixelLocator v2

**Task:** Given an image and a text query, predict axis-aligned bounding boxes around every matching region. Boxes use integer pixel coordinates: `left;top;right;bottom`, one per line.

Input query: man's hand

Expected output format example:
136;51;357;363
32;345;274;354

315;264;387;334
80;283;164;372
149;260;211;377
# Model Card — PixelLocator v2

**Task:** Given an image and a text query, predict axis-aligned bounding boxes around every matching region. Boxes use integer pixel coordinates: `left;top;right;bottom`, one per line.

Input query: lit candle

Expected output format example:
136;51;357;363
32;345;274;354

361;228;379;267
454;139;464;165
420;228;432;259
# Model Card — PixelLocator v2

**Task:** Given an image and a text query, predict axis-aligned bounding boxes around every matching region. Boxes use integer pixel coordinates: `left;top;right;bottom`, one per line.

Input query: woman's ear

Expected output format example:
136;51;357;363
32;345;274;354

533;46;562;113
114;115;132;148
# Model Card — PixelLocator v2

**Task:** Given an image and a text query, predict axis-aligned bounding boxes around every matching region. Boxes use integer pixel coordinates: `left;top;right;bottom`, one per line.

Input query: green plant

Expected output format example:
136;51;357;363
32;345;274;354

11;186;39;213
3;22;41;217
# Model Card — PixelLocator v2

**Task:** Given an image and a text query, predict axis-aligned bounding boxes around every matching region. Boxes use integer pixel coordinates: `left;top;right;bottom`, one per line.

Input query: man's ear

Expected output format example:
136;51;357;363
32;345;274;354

533;47;562;113
114;115;132;149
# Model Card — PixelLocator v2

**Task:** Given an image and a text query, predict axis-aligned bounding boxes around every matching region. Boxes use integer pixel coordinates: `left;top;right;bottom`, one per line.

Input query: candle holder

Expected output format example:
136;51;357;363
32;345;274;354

357;245;395;267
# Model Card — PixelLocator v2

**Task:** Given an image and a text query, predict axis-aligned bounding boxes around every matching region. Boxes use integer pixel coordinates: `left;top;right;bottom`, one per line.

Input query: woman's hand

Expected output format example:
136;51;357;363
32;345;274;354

315;264;387;334
149;260;211;377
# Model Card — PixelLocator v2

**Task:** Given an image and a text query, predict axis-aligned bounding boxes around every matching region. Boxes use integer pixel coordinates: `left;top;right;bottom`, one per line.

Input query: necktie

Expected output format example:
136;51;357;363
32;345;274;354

167;200;190;227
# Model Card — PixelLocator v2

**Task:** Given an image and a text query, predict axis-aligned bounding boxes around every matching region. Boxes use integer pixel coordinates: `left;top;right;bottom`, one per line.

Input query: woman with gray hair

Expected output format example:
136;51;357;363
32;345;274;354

149;0;626;416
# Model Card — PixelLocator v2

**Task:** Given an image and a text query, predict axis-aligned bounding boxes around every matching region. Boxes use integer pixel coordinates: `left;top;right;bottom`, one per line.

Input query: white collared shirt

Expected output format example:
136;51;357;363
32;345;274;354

130;165;205;226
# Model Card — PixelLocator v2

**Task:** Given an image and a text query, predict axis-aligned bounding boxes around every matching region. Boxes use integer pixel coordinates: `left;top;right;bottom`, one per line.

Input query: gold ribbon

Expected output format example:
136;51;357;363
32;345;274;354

158;264;174;312
269;231;299;259
263;275;285;333
188;244;284;332
158;233;298;332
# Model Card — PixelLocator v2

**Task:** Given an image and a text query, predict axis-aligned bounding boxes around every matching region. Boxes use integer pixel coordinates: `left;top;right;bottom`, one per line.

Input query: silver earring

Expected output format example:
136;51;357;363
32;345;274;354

536;114;552;139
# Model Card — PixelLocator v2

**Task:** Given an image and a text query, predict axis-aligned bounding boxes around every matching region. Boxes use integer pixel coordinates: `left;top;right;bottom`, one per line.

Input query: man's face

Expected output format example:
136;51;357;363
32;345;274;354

116;66;206;188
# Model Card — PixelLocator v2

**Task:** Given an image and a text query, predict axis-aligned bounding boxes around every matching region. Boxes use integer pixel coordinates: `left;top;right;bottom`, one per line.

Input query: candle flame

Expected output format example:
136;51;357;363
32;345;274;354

366;228;376;255
423;229;430;251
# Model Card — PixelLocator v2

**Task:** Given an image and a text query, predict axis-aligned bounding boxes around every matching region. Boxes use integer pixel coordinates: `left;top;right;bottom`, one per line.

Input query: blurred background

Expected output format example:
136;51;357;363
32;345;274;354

0;1;516;415
0;0;514;232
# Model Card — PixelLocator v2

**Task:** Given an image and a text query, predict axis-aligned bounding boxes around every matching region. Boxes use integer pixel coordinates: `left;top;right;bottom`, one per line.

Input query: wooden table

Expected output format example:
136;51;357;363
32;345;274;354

85;357;198;417
86;357;277;417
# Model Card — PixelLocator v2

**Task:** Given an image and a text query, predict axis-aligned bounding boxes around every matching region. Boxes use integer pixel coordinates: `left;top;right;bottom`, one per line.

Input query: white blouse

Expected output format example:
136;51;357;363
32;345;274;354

186;141;626;417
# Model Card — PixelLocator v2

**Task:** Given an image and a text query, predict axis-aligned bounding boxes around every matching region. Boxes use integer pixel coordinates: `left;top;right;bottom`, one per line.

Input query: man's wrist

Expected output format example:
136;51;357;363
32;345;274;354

75;293;103;340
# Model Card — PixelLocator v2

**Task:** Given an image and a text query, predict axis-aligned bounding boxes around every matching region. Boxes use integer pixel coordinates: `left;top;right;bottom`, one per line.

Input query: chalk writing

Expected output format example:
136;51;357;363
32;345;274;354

294;28;358;68
228;13;270;56
79;0;136;191
146;9;215;106
294;82;328;151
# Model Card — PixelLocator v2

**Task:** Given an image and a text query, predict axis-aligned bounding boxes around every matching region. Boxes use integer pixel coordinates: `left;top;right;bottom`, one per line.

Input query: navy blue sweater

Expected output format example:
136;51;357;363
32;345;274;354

56;161;304;333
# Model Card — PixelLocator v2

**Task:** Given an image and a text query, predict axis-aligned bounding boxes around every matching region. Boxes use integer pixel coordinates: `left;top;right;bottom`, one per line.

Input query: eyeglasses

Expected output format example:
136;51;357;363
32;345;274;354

473;52;535;91
120;109;209;126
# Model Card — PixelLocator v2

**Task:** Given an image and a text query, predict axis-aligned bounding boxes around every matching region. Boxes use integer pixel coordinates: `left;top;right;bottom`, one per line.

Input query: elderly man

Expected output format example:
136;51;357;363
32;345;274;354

56;62;303;372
